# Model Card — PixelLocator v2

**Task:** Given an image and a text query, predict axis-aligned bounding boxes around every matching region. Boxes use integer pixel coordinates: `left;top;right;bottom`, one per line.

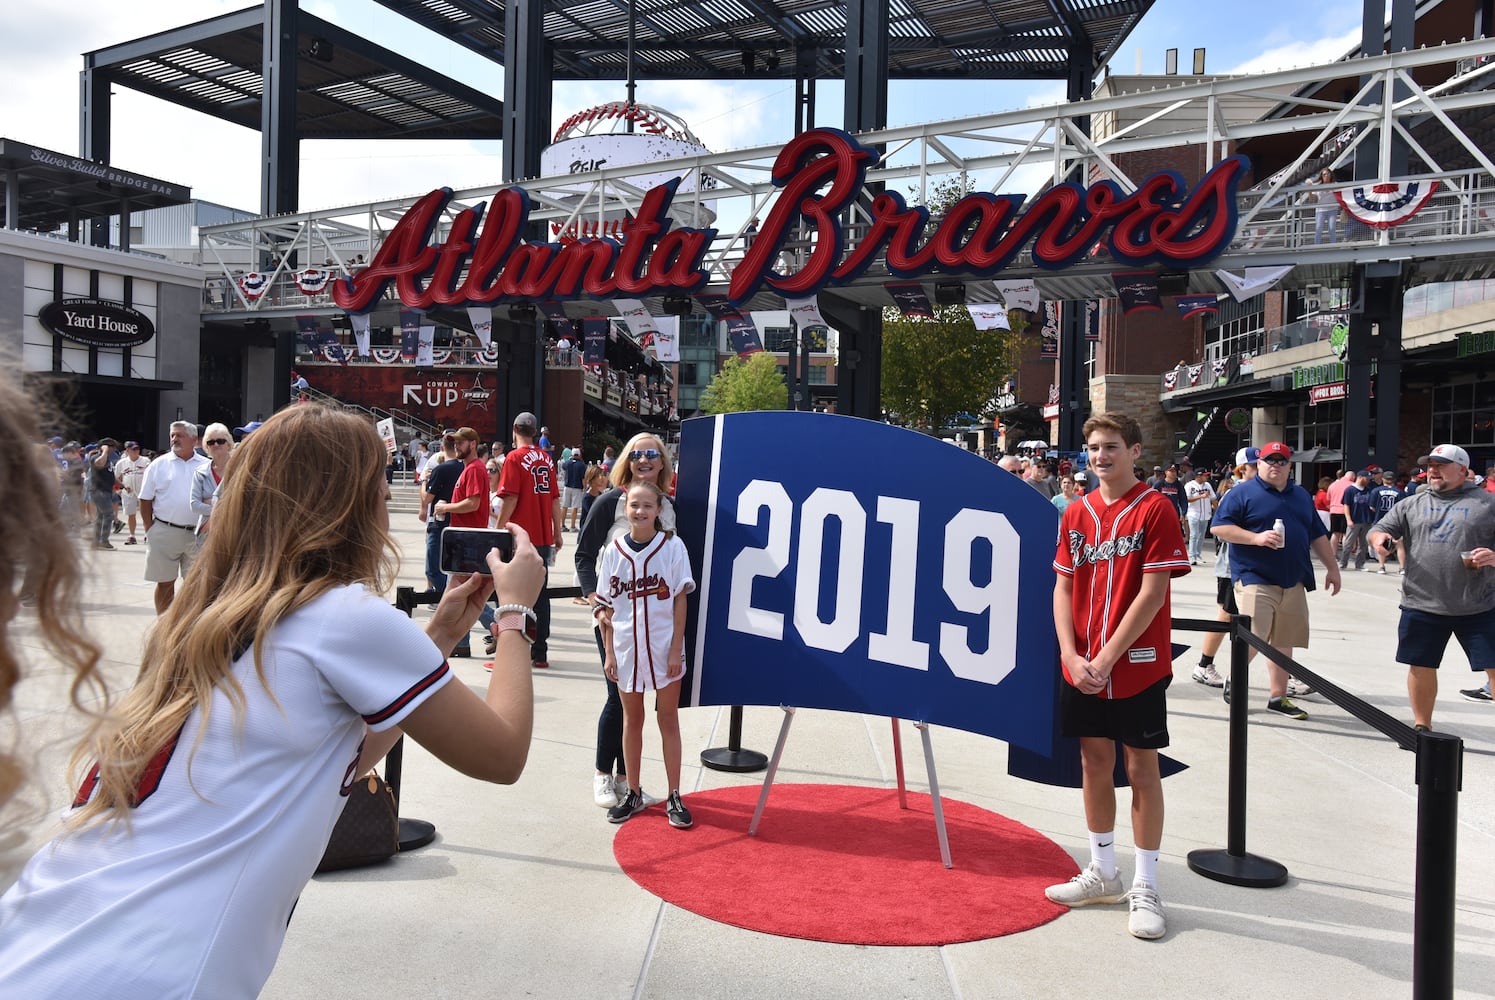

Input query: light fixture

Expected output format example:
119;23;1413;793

934;282;966;305
508;303;537;324
309;38;334;62
662;295;693;316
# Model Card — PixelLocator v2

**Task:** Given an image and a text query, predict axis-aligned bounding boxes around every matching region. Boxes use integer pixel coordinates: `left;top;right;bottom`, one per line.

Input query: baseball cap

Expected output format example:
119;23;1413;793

1195;467;1210;475
454;426;481;442
124;440;140;449
1418;443;1470;467
512;411;538;434
1235;446;1260;465
1153;465;1163;471
47;435;63;445
1258;442;1292;462
1356;469;1372;478
232;421;263;437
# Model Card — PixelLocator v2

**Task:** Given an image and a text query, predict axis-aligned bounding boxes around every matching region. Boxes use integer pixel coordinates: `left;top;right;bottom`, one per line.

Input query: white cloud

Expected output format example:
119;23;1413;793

1224;27;1363;75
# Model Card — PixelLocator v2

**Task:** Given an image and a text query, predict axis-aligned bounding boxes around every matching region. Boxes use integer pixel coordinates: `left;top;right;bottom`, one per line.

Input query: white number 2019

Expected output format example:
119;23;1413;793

724;480;1019;687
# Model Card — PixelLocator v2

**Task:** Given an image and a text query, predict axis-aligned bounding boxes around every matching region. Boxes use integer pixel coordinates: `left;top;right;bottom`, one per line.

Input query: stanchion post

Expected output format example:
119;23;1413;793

1412;729;1461;1000
1187;613;1288;887
701;704;768;772
388;585;438;852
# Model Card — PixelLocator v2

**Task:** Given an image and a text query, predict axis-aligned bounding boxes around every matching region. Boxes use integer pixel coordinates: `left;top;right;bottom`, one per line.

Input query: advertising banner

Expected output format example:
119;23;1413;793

399;310;421;361
675;411;1059;751
307;366;497;430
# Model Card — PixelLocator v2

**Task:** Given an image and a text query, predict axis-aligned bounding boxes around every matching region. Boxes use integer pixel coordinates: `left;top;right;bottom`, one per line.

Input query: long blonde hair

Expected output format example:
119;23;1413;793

0;378;102;811
70;405;396;827
609;432;673;490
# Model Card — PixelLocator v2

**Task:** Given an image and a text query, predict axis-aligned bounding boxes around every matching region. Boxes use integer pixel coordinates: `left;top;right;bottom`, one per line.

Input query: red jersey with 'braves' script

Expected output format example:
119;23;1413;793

496;444;557;546
1053;480;1190;699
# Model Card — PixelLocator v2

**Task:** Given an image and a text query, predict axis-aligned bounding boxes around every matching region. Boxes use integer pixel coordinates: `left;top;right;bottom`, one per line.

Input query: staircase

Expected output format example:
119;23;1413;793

388;480;424;516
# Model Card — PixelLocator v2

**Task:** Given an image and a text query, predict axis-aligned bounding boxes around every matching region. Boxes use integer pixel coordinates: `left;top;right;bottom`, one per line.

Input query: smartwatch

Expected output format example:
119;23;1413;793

494;604;538;645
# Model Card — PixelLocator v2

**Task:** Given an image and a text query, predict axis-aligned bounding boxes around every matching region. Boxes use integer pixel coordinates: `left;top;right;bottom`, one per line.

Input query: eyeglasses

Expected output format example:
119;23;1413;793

629;449;662;461
1260;456;1289;466
205;438;230;446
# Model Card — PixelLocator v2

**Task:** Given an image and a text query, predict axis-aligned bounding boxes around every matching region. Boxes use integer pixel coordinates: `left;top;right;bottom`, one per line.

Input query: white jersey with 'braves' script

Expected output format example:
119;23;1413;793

597;532;695;693
0;584;453;999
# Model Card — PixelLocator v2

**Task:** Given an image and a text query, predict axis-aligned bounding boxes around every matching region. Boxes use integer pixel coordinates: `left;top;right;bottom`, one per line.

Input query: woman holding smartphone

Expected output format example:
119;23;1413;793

0;404;546;998
574;433;675;810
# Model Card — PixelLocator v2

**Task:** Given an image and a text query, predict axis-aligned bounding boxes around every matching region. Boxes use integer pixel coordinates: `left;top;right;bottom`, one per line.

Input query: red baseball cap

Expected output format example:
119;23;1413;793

1258;442;1292;461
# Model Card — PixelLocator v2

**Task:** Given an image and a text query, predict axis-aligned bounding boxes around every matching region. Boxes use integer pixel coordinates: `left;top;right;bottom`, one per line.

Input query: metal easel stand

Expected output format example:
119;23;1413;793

747;707;953;869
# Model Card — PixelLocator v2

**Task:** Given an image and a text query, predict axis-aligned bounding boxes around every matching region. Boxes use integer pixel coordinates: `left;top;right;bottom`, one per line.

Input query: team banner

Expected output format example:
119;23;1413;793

966;303;1011;331
695;293;743;322
676;411;1059;751
725;314;764;356
1338;181;1438;229
652;316;680;362
1175;295;1220;320
1039;302;1060;358
417;323;436;367
1083;299;1100;341
885;282;934;319
613;298;661;344
319;329;348;365
537;300;569;324
785;295;829;332
992;279;1041;313
348;311;371;357
398;310;421;361
295;315;321;352
1112;271;1163;315
465;306;493;348
582;317;608;364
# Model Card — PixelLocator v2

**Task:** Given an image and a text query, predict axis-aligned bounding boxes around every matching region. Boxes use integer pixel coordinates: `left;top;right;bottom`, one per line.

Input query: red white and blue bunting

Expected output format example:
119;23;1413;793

294;268;333;295
239;272;269;300
1337;181;1438;230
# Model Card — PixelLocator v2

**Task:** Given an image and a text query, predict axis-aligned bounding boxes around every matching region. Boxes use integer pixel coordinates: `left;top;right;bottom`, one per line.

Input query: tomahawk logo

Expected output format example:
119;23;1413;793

1068;528;1146;567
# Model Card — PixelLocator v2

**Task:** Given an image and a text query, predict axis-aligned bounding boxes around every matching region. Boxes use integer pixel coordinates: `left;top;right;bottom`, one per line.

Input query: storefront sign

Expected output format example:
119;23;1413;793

1457;329;1495;358
332;129;1248;313
38;298;155;348
1293;359;1377;390
1042;404;1060;419
583;377;603;400
1309;380;1373;406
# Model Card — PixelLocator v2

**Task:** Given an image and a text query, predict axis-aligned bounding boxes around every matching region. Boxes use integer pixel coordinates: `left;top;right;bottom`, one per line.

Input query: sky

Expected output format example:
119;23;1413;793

0;0;1373;215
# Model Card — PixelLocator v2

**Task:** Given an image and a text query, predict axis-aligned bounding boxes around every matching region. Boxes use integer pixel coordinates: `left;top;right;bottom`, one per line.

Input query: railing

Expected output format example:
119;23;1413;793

1175;613;1460;1000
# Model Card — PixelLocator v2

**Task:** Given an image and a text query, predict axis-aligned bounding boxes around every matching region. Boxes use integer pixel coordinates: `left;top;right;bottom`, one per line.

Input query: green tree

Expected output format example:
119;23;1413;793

700;351;788;414
879;175;1021;431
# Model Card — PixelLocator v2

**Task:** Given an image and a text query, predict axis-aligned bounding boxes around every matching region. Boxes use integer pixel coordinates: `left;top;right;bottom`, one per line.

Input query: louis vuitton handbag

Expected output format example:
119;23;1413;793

316;771;400;873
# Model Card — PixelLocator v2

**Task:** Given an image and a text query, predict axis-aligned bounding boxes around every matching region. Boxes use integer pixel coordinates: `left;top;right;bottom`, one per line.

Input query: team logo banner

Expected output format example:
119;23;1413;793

295;314;321;352
613;298;660;343
537;300;569;324
725;314;764;356
1039;302;1060;358
348;312;371;357
399;310;421;361
993;279;1040;313
1083;299;1100;341
885;282;934;319
676;411;1060;752
582;317;608;364
651;316;680;362
966;303;1011;331
1175;295;1220;320
1112;271;1163;315
416;323;435;367
465;306;493;348
785;296;829;332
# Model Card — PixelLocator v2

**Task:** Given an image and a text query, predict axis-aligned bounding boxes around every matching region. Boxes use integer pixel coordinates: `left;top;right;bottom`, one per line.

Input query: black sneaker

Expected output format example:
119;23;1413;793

451;644;471;658
484;633;497;656
607;788;646;824
112;520;124;534
666;790;693;829
1266;696;1307;720
1460;687;1493;704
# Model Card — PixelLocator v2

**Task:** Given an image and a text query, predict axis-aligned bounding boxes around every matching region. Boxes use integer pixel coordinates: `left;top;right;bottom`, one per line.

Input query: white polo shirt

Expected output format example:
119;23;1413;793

0;584;452;999
138;449;210;526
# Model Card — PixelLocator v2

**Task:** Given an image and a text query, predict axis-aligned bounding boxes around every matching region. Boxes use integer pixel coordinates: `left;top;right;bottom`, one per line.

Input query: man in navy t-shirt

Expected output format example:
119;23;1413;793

1210;441;1342;719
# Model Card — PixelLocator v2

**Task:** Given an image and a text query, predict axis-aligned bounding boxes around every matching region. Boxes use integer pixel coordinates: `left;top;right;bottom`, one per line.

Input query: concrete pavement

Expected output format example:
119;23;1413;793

5;521;1495;998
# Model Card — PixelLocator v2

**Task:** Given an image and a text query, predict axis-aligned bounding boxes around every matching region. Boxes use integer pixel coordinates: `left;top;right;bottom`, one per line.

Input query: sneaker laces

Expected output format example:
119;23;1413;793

1125;885;1163;915
1070;865;1109;891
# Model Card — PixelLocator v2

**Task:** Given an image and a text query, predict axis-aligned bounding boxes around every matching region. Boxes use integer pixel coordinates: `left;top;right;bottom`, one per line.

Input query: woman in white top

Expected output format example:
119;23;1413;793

0;404;546;999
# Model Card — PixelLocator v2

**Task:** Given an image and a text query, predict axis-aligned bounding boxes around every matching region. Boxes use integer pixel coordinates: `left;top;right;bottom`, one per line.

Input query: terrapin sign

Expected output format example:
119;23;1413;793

39;298;155;348
333;128;1247;313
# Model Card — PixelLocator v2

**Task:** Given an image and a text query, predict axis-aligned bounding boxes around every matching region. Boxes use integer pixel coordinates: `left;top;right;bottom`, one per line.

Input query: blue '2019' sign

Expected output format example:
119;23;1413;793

676;411;1060;755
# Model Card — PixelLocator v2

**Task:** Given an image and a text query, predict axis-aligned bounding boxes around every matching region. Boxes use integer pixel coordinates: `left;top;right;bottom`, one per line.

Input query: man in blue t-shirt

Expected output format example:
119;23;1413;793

1339;471;1376;571
1210;441;1342;719
1367;470;1407;573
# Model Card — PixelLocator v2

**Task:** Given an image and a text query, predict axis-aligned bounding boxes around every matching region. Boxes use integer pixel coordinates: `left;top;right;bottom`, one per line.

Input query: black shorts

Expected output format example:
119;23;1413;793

1061;675;1171;749
1330;512;1347;534
1216;576;1238;614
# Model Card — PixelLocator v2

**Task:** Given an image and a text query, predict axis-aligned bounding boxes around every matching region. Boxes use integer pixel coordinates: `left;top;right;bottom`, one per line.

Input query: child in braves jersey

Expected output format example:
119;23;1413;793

1046;412;1190;941
595;480;696;829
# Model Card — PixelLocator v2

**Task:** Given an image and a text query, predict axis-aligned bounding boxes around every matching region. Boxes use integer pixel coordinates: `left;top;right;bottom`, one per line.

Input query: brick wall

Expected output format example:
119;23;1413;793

1090;374;1186;468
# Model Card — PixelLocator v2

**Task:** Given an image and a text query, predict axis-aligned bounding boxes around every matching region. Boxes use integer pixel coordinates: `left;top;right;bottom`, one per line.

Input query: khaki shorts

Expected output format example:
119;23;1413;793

1235;582;1310;649
145;522;199;582
119;492;140;516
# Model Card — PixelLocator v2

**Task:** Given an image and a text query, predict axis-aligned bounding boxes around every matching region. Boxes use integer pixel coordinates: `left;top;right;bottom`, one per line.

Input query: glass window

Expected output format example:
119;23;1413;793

808;365;828;385
762;327;794;352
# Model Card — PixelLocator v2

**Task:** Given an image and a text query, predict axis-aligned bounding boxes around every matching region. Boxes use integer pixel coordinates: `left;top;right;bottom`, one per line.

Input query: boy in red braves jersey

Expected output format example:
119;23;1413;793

1046;412;1190;940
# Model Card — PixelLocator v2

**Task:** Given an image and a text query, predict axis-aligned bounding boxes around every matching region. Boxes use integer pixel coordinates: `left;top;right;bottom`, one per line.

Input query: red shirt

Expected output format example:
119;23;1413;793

1053;481;1190;699
448;459;490;529
497;444;557;546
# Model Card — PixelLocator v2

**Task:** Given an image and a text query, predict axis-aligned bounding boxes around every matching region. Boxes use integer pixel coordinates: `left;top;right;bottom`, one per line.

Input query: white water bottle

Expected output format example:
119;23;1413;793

1272;518;1285;549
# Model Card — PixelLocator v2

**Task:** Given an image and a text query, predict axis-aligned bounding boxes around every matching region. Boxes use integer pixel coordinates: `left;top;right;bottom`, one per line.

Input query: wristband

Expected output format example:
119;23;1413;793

494;604;537;645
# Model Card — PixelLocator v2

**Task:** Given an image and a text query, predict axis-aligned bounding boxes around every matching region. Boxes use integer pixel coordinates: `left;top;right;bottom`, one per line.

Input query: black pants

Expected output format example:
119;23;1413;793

593;625;625;777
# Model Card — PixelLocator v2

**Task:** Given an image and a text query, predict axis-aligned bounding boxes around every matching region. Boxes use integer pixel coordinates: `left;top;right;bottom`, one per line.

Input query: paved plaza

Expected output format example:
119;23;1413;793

6;516;1495;998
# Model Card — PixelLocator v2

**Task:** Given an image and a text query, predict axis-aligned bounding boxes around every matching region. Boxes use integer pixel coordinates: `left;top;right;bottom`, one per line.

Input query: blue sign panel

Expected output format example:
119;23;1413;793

676;411;1059;755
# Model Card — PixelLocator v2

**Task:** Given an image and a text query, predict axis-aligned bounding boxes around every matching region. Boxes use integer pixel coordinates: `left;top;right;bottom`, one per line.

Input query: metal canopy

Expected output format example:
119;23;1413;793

0;138;190;232
82;7;505;140
371;0;1154;81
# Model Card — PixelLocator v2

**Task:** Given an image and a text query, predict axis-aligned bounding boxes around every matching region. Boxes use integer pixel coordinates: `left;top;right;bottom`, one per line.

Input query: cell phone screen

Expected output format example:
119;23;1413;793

440;527;514;575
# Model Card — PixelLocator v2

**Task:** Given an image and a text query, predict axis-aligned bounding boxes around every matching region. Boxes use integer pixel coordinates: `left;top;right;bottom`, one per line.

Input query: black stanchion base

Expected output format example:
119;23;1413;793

398;817;437;853
1187;848;1289;887
700;747;769;773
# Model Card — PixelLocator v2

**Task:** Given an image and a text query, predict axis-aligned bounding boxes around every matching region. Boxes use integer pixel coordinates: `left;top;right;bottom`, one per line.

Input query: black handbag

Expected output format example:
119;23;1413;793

316;771;399;873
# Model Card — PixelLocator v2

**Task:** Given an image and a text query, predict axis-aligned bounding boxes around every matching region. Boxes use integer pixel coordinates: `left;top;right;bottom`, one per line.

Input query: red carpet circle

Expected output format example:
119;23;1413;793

612;783;1076;946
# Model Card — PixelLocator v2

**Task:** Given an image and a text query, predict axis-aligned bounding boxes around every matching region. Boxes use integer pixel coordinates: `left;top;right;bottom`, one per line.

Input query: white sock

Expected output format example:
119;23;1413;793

1089;830;1117;879
1134;847;1160;888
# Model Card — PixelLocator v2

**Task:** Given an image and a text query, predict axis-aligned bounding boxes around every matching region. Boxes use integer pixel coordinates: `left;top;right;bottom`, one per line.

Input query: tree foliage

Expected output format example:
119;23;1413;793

879;174;1021;431
700;351;788;414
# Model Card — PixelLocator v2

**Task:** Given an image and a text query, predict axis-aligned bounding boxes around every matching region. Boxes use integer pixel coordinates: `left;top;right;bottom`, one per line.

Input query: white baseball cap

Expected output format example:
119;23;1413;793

1418;444;1470;467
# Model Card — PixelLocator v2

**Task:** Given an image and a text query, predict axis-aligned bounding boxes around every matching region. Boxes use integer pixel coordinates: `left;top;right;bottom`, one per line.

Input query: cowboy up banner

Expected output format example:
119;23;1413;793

307;367;497;430
675;410;1059;752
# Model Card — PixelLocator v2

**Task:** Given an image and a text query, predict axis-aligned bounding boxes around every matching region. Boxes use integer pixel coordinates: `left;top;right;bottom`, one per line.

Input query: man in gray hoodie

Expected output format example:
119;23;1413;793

1369;444;1495;731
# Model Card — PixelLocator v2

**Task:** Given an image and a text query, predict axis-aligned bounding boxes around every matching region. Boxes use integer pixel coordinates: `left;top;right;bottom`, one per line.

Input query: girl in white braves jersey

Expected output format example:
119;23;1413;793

595;480;696;829
0;405;547;999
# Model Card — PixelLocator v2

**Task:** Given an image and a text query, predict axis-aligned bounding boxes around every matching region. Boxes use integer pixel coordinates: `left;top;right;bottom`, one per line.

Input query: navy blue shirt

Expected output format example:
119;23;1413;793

1368;483;1404;519
1153;479;1187;517
423;458;464;534
1344;483;1377;525
1211;475;1328;589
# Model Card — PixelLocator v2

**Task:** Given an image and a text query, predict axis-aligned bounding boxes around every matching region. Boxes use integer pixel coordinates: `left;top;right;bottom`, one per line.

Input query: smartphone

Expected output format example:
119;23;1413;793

440;527;514;575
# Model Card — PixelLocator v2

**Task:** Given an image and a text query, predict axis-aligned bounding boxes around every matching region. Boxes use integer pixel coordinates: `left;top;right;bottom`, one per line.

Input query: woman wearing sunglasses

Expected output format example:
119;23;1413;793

190;423;235;537
574;433;676;810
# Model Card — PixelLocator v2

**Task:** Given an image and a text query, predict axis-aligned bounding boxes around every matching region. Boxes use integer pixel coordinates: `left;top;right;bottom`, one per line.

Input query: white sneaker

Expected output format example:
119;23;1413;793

1126;884;1167;939
1192;663;1224;687
593;773;620;808
639;788;662;808
1045;861;1125;906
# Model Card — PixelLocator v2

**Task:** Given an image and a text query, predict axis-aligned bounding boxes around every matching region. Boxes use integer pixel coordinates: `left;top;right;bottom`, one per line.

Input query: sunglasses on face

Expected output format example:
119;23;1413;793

1260;456;1289;466
629;449;662;461
206;438;230;446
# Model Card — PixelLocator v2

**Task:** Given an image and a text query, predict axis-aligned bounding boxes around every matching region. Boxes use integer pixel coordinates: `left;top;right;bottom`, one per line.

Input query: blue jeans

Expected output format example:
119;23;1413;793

424;527;446;592
92;492;115;545
1187;514;1209;562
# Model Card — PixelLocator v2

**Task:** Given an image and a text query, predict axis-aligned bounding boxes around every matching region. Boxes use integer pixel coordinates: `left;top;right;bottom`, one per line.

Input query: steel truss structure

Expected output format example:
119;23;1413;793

200;37;1495;318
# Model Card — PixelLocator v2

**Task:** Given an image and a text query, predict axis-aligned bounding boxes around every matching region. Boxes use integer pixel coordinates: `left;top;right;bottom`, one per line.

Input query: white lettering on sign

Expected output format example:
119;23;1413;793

724;479;1019;685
